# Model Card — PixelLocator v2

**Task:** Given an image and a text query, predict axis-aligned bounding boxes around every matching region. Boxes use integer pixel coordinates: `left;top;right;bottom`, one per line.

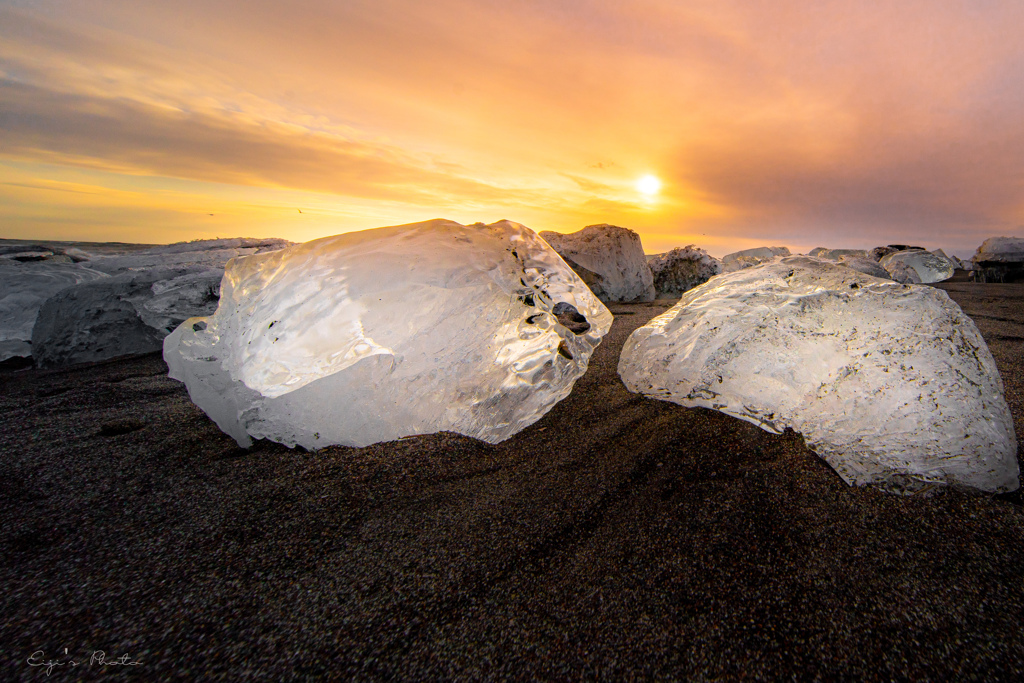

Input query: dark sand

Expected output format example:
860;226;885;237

2;282;1022;681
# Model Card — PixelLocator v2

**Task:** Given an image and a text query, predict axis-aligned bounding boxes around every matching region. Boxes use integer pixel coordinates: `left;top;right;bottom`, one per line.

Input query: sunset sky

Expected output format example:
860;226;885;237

2;0;1023;257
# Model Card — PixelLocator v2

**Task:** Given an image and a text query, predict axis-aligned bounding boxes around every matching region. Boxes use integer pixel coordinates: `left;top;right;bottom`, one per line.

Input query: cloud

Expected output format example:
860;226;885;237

2;0;1024;254
1;78;530;206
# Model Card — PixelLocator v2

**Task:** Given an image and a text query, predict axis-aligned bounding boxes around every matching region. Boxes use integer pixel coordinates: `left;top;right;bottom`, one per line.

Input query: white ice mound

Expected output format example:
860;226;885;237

539;224;655;302
618;256;1019;494
164;219;613;449
972;237;1024;282
721;246;791;272
880;249;954;284
647;246;722;297
0;259;109;360
973;236;1024;263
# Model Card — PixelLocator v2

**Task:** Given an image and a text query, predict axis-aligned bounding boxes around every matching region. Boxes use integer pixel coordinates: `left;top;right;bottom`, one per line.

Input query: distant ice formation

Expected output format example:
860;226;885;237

880;249;954;284
164;219;613;449
721;246;791;272
4;237;292;365
618;256;1019;494
540;224;655;302
0;260;109;361
32;266;225;367
973;237;1024;263
869;244;924;262
87;237;292;274
808;248;869;261
647;246;722;297
972;237;1024;283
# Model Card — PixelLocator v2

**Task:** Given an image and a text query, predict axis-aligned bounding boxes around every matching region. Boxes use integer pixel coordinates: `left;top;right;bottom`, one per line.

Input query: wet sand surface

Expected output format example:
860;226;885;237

2;283;1022;681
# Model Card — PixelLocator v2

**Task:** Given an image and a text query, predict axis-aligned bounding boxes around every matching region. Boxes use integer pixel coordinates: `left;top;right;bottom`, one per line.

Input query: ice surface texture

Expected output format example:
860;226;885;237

540;224;655;302
880;249;954;284
809;248;869;260
0;260;109;360
647;246;722;297
932;249;963;270
802;249;891;279
721;246;791;272
618;256;1019;493
836;256;891;279
164;220;613;449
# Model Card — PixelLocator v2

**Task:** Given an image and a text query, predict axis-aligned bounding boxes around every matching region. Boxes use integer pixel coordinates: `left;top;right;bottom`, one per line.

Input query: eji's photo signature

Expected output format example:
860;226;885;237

27;649;142;676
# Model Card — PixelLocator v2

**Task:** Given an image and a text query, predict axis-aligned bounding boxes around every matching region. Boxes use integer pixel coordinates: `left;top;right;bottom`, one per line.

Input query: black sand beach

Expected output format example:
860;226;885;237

2;282;1023;680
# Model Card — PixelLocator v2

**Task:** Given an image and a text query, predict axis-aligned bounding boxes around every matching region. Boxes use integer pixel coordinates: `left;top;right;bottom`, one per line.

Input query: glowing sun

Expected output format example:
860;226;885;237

636;174;661;196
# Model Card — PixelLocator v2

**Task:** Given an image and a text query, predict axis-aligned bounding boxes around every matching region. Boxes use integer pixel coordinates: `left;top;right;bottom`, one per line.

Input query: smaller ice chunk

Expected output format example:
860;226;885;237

880;249;954;284
973;236;1024;263
540;224;655;302
869;244;924;262
971;237;1024;282
647;246;722;297
836;255;891;279
808;248;869;261
721;246;791;272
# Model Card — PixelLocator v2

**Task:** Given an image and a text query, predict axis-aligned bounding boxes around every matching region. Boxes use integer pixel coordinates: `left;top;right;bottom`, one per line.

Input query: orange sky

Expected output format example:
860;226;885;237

2;0;1023;257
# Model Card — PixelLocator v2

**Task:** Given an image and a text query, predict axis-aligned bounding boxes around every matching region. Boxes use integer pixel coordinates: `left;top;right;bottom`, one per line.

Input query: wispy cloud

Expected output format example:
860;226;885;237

2;1;1023;255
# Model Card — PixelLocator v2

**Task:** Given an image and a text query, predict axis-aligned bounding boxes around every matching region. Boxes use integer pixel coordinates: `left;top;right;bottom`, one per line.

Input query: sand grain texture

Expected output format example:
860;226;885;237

2;283;1023;680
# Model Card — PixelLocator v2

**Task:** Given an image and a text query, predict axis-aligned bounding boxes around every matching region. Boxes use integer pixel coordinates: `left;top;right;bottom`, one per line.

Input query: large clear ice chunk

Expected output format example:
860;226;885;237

164;219;613;449
618;256;1019;494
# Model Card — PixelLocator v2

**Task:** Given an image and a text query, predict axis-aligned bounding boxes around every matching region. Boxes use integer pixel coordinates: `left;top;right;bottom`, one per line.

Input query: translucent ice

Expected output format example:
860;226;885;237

885;259;923;284
164;219;613;449
539;224;655;302
647;246;722;297
880;249;954;284
835;255;890;279
931;249;963;270
808;248;869;261
618;256;1018;494
721;246;791;272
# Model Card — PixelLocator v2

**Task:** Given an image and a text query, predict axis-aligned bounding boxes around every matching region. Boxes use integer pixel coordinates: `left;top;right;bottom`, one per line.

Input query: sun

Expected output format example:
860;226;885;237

636;174;661;196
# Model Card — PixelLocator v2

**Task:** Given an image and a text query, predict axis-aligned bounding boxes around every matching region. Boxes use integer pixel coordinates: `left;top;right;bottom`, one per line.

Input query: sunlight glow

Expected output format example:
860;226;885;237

636;175;661;196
